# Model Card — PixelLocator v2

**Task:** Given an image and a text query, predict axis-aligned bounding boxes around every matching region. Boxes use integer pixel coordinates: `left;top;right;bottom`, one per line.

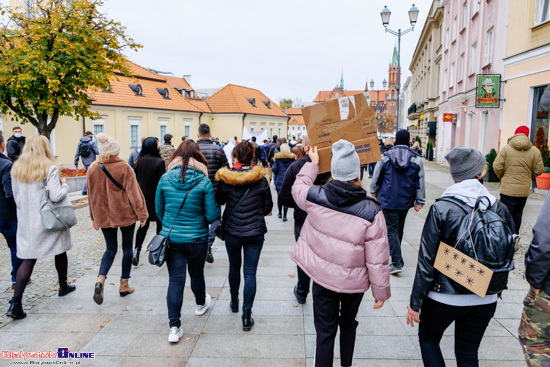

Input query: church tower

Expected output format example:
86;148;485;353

387;44;399;118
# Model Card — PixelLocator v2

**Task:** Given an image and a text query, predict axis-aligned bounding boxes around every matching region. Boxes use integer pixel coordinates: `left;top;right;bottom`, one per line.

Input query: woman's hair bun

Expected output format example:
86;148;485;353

96;133;108;144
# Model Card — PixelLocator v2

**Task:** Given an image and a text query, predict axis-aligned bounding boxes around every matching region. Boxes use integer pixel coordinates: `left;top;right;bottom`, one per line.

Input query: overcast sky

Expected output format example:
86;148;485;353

3;0;433;103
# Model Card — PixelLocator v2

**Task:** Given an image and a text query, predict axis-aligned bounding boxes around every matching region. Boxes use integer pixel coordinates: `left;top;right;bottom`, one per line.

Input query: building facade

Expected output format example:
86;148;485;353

408;0;444;158
286;108;307;139
502;0;550;150
437;0;509;161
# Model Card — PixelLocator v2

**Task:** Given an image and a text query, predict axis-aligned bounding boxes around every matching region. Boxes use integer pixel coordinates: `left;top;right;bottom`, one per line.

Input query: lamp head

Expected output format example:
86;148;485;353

381;6;391;27
370;79;375;89
409;4;419;26
383;79;388;88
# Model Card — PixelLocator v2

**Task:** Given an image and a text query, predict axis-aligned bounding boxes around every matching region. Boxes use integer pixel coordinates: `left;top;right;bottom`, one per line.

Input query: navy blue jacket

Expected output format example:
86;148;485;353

0;152;16;220
272;152;296;191
74;136;99;167
370;145;426;210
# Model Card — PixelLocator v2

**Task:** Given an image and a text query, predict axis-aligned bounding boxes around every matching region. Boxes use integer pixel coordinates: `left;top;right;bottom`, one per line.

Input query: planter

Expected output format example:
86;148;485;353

536;173;550;191
65;176;87;193
427;149;434;161
485;170;500;183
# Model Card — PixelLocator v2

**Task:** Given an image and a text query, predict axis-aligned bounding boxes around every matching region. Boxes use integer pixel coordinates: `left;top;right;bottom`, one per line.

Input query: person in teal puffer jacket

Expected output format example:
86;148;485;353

155;140;219;344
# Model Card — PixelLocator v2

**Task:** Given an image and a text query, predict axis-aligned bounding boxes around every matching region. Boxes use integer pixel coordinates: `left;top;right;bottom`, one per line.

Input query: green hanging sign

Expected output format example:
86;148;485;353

476;74;501;108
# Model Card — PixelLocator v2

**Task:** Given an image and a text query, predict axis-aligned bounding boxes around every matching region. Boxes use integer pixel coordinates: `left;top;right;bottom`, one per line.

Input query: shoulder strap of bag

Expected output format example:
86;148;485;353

223;188;250;224
166;190;191;237
99;163;125;191
42;178;72;229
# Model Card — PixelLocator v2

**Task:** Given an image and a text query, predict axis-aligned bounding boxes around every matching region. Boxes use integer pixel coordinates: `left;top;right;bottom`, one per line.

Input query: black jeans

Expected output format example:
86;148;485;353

382;208;409;268
294;225;310;298
499;194;528;235
166;239;208;328
225;234;264;309
418;297;497;367
0;219;21;282
99;224;135;279
135;219;162;248
276;190;288;218
312;282;364;367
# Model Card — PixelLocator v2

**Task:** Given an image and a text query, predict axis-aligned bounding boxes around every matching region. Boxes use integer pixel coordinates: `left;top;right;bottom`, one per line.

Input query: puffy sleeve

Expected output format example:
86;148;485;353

364;211;391;301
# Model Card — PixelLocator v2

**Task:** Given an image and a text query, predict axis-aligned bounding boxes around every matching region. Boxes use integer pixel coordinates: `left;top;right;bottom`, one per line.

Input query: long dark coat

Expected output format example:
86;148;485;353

134;154;165;222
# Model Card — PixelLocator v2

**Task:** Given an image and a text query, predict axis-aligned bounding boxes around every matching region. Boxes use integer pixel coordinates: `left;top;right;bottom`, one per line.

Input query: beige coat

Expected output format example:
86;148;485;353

493;134;544;197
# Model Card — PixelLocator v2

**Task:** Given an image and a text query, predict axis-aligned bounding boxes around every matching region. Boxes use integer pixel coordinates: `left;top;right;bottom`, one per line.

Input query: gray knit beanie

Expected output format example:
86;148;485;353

444;145;486;182
96;133;120;156
331;139;360;181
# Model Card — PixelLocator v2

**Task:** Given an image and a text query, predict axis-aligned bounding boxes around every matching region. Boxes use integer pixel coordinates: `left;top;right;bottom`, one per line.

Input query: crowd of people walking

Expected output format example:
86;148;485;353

1;122;549;367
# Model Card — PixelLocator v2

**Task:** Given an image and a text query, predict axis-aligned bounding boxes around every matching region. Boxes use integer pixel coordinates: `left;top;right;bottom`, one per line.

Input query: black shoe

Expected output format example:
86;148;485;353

282;217;287;222
277;213;282;219
81;191;87;196
6;297;26;319
242;308;254;332
58;283;76;297
206;247;214;264
230;295;239;313
294;285;306;304
132;246;141;266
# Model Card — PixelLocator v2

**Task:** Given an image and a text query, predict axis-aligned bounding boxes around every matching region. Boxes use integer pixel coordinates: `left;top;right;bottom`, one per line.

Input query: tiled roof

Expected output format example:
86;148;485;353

126;61;166;82
288;115;305;125
206;84;288;117
186;98;212;113
286;107;303;115
164;75;193;91
313;90;365;103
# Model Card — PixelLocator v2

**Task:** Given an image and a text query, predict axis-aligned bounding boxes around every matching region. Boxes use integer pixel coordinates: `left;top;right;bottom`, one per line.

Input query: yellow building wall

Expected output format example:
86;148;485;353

507;0;550;57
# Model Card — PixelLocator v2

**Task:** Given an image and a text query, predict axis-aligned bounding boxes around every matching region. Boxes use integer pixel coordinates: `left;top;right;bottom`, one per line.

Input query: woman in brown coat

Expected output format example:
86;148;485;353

87;133;148;305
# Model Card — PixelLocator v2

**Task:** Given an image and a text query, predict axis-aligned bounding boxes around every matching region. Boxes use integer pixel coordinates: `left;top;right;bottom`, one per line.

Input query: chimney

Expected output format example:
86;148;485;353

182;75;191;85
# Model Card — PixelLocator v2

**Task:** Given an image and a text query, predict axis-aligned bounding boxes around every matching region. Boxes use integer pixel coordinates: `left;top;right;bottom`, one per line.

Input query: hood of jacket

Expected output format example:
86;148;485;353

385;145;417;171
381;144;393;154
80;136;93;144
442;179;496;209
216;165;265;185
324;180;367;207
274;152;296;160
508;133;533;152
166;165;206;190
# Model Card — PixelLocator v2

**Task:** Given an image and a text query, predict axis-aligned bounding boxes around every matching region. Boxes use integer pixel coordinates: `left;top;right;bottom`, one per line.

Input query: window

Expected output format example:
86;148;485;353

462;2;468;29
537;0;550;24
129;117;141;147
246;98;256;107
93;116;106;141
278;124;282;137
470;43;477;75
445;27;450;49
184;118;192;137
450;63;456;87
531;85;550;147
250;122;256;132
390;105;395;114
473;0;480;15
459;54;465;81
466;113;472;146
443;69;448;90
479;111;488;153
159;118;168;140
452;16;458;41
485;28;494;65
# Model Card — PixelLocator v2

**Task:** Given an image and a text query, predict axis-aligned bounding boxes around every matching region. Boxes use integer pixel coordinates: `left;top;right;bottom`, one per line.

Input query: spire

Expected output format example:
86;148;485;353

340;68;344;90
392;43;398;65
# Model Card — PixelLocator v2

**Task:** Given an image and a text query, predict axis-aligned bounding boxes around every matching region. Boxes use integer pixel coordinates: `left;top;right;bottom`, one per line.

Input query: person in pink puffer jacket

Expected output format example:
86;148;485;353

291;140;391;367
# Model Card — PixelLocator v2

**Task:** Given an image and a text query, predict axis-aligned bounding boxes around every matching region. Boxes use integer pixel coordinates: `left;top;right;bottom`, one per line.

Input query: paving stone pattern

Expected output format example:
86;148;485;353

0;161;545;366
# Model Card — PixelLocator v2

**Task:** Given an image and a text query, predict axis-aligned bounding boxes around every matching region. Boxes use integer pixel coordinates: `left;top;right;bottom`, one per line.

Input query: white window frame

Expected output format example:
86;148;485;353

159;118;169;141
459;54;465;82
537;0;550;25
485;27;494;66
184;118;192;138
93;116;107;142
260;122;266;131
278;123;282;138
470;43;477;75
450;62;456;87
250;122;256;132
445;27;450;49
473;0;480;15
129;117;141;148
462;2;468;30
466;113;473;147
479;111;488;153
452;16;458;41
443;69;448;90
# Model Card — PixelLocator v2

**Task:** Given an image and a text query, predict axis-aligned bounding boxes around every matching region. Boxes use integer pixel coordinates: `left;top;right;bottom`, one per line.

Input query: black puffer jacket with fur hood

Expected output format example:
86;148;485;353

215;165;273;237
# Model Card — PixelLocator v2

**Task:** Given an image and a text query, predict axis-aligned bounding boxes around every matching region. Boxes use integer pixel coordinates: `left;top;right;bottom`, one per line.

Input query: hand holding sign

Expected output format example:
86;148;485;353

309;146;319;165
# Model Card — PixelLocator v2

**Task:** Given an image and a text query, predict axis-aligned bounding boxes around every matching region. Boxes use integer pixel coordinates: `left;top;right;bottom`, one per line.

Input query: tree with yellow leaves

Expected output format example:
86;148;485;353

0;0;141;139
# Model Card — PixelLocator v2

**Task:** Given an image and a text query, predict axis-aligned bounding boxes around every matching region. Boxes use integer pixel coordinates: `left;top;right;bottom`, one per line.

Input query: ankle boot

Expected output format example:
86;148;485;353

93;275;105;305
132;246;141;266
58;281;76;297
119;279;134;297
242;308;254;332
230;295;239;313
6;297;26;319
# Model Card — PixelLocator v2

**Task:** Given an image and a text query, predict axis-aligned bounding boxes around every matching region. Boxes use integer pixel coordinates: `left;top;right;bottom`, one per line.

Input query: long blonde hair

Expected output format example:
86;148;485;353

11;135;54;183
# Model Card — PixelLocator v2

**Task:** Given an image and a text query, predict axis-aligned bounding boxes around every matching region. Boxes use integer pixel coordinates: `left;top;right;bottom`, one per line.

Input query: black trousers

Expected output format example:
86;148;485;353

312;282;364;367
499;194;528;235
382;208;409;268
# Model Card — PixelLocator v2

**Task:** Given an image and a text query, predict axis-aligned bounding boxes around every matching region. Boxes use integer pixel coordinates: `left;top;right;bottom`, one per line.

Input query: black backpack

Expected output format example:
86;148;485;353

437;196;515;294
79;141;92;158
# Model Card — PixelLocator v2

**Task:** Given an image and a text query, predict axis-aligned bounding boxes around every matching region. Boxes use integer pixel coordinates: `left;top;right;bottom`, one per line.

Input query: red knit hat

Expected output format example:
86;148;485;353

515;126;530;136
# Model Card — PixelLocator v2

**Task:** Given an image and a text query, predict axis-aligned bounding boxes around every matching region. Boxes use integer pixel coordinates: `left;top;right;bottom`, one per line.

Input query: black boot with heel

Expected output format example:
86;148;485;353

6;297;26;319
230;295;239;313
242;308;254;331
132;246;141;266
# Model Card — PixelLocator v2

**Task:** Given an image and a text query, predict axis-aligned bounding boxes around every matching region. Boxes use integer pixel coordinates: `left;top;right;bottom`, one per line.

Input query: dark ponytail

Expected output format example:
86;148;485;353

232;140;255;165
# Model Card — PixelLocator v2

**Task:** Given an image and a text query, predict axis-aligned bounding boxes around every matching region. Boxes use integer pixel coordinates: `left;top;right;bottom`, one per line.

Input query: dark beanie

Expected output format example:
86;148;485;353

444;146;486;182
395;129;410;146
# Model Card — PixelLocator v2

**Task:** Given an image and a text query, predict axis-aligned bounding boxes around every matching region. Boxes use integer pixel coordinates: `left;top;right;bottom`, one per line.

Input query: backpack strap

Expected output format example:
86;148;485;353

436;196;471;214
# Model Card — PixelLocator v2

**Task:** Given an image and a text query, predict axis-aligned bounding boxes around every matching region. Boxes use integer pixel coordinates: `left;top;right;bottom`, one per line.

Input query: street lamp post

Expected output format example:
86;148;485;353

380;3;419;133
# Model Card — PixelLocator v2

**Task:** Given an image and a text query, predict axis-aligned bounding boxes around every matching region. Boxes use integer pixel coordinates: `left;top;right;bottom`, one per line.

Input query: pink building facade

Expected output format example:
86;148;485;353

437;0;509;162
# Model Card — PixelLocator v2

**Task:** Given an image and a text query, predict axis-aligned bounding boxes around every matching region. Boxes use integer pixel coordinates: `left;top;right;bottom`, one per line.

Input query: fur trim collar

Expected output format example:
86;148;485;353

215;165;265;185
274;152;296;160
168;157;208;176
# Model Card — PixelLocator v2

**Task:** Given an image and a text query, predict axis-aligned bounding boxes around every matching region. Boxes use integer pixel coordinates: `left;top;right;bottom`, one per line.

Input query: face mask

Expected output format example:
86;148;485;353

14;133;21;138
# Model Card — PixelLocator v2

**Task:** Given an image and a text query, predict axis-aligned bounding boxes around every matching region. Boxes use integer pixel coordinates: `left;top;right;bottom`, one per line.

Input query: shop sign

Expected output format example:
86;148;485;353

476;74;501;108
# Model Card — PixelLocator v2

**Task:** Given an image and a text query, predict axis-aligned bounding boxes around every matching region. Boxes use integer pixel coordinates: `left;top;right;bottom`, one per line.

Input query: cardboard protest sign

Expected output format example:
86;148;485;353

434;242;493;298
303;92;381;173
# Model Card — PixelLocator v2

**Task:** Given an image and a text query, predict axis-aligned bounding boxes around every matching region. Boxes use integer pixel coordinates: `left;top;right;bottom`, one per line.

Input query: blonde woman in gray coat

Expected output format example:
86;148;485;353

6;136;75;320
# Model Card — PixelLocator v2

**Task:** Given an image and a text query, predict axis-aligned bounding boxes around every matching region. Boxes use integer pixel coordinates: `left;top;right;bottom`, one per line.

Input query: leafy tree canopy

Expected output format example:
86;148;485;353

279;98;292;109
0;0;141;139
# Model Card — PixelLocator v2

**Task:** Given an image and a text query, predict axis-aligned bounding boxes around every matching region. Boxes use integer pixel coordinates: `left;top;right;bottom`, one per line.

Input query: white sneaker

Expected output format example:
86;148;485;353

195;293;212;316
168;327;183;343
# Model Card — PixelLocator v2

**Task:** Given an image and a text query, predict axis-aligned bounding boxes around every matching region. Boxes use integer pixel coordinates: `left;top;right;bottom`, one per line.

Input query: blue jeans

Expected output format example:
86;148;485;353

99;224;135;279
418;297;497;366
82;164;90;193
225;234;264;309
166;239;208;328
0;219;21;282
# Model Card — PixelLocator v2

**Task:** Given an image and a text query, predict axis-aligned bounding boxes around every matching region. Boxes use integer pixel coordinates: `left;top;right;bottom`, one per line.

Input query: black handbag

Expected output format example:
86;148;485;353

147;190;190;267
216;188;250;241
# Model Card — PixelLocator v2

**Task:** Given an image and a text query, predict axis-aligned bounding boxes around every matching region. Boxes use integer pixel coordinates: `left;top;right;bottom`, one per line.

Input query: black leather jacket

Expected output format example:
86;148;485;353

410;196;513;312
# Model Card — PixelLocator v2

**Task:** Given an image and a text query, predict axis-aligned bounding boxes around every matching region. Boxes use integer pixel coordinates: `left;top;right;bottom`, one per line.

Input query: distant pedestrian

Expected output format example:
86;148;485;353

519;194;550;367
156;140;219;343
279;135;331;305
291;141;391;367
412;141;422;156
493;126;543;239
128;137;146;169
223;138;236;168
371;129;425;275
215;141;273;331
272;143;295;221
0;131;22;289
196;123;229;263
6;126;25;161
132;137;165;266
7;136;76;320
260;139;269;167
87;133;148;306
74;131;99;195
292;144;306;160
159;134;176;171
407;146;514;367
